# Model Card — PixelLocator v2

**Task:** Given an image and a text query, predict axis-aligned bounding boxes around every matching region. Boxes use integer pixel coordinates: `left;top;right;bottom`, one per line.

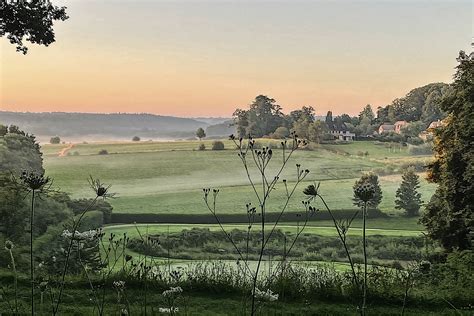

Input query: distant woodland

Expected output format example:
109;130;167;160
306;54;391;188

0;112;232;140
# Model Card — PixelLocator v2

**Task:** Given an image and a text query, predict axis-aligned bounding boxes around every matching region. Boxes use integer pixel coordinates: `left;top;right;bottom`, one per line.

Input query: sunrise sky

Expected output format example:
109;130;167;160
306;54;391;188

0;0;472;117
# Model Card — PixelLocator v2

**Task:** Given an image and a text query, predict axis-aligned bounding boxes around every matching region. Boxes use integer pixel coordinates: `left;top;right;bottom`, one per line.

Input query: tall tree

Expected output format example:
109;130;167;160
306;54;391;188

196;127;206;140
353;173;382;209
289;106;315;124
1;1;69;54
233;95;285;137
358;105;375;123
395;168;422;217
307;120;326;143
421;51;474;251
325;111;333;129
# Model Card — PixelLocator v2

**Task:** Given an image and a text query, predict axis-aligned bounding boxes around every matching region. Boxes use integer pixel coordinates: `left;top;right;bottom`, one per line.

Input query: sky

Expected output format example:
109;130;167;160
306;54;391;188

0;0;472;117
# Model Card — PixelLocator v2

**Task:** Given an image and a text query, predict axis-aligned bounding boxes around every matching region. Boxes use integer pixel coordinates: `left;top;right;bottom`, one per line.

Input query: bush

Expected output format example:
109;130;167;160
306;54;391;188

132;136;141;141
211;141;225;150
98;149;109;155
198;143;206;151
50;136;61;144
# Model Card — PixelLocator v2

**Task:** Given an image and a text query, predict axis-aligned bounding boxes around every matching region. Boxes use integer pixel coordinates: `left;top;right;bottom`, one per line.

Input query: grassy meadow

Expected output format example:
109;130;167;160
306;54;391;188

42;140;435;218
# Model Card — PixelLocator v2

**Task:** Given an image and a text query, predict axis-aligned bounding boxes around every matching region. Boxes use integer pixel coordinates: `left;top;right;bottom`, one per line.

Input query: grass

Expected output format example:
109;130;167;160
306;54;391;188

0;285;465;315
42;140;436;217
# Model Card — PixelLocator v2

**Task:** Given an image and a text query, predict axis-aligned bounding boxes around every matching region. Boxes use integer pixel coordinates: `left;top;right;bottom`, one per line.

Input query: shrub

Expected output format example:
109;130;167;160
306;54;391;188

198;143;206;151
98;149;109;155
132;136;141;141
211;141;225;150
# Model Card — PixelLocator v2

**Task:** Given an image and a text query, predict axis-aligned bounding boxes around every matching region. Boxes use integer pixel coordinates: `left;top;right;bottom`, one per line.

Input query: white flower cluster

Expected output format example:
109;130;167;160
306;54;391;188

254;288;279;302
113;280;126;290
61;229;102;241
158;307;179;313
162;286;183;298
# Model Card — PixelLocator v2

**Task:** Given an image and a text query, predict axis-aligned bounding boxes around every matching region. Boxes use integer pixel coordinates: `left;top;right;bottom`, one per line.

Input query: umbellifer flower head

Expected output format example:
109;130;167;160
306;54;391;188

354;182;375;202
254;288;279;302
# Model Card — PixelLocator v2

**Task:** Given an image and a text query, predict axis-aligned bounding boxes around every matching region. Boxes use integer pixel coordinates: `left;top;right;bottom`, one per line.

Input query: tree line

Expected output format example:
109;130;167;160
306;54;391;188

232;83;450;144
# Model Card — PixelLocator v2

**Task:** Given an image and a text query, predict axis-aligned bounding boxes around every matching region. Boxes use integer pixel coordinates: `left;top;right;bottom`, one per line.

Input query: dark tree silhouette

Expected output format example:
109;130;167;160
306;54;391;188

1;1;68;54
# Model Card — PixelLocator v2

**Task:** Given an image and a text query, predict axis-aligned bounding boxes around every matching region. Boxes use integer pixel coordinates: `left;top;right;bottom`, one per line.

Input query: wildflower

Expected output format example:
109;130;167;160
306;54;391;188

61;228;102;241
162;286;183;297
354;182;375;202
113;280;126;290
254;288;279;302
4;240;14;251
158;307;179;313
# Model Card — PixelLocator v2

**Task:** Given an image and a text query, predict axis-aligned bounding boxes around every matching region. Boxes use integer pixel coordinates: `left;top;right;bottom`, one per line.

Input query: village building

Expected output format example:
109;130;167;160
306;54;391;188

330;123;355;141
428;119;444;129
394;120;408;134
419;119;445;141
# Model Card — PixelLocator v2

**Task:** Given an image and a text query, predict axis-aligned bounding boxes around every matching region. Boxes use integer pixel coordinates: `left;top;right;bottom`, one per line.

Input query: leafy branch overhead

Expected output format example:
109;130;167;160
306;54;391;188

0;1;69;54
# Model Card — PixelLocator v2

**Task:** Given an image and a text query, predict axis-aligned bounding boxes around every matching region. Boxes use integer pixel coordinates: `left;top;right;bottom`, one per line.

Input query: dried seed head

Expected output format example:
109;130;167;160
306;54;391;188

20;170;50;191
303;183;319;197
354;182;376;202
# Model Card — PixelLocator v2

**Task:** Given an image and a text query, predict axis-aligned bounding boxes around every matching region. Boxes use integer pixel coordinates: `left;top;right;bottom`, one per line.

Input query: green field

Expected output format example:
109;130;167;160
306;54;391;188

42;140;435;218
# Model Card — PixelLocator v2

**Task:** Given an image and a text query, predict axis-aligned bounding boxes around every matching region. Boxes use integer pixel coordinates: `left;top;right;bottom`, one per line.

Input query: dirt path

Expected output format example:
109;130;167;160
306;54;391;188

58;143;74;157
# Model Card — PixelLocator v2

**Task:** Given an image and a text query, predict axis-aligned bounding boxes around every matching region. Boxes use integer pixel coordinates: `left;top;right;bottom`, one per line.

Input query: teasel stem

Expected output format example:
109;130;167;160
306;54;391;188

362;200;368;316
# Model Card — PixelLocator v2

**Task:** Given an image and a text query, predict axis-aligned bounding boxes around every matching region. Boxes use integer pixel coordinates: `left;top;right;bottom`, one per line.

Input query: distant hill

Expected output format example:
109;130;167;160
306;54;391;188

191;117;231;125
0;111;209;141
205;120;236;136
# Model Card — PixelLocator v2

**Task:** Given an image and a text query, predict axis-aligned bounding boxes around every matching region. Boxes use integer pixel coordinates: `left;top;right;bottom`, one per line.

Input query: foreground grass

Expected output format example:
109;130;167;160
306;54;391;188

0;280;468;315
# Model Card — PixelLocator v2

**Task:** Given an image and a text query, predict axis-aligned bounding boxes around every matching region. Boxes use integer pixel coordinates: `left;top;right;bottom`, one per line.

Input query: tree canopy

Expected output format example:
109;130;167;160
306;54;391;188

376;83;450;124
1;1;69;54
421;51;474;251
196;128;206;140
0;125;43;175
233;95;286;138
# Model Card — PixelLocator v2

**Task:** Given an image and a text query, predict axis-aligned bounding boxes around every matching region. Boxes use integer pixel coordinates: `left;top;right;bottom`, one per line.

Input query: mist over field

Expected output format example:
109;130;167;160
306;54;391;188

0;111;233;143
